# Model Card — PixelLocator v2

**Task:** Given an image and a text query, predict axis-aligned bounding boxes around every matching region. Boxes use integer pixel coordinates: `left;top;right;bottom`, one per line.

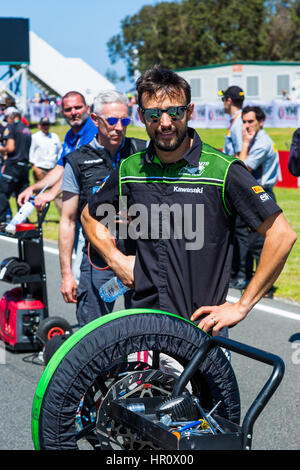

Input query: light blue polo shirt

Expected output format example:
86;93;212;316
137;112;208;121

223;111;243;156
245;129;279;188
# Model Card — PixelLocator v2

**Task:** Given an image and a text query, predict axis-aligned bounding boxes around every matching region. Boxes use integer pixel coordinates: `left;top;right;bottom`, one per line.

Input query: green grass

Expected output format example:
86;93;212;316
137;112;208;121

273;187;300;303
44;123;296;151
126;125;297;151
9;125;300;303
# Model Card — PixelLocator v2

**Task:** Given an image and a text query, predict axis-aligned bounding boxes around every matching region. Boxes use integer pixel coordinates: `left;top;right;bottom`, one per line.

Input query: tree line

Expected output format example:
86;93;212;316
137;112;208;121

107;0;300;82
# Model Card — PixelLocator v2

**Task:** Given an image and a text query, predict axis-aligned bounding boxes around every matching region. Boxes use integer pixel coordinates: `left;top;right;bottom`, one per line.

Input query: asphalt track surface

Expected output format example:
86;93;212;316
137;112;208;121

0;235;299;451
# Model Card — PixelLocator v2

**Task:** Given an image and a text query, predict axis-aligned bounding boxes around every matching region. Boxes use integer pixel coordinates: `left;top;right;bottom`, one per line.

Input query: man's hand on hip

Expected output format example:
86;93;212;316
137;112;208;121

190;301;247;336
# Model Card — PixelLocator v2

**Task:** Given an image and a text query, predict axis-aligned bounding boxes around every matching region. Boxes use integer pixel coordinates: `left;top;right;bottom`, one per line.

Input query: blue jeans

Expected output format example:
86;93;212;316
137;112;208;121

76;251;132;327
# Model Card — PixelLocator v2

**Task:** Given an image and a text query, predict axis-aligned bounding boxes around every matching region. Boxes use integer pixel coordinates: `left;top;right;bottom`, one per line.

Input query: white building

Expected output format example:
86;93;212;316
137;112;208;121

175;61;300;103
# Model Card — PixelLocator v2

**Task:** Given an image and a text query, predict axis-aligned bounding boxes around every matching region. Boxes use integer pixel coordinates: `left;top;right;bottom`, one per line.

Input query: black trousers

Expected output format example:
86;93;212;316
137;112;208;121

76;251;133;327
232;187;276;281
247;187;277;265
231;215;251;281
0;161;29;222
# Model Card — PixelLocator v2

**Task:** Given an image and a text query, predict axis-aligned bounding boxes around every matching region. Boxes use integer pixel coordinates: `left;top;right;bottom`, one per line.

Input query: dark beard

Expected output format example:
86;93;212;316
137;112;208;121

153;127;188;152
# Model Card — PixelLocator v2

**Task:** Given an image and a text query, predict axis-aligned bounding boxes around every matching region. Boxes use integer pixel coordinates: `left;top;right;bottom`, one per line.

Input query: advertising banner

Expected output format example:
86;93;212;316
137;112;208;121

205;103;229;129
132;101;300;129
27;103;57;123
189;104;207;128
271;100;299;128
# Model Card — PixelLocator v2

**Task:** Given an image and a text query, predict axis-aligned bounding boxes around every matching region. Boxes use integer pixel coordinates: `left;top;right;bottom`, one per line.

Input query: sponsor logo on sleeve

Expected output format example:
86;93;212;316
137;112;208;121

252;185;264;194
260;193;271;202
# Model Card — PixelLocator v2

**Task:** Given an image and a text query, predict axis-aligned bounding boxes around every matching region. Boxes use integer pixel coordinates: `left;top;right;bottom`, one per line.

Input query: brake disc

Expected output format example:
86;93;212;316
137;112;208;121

75;360;151;449
96;369;181;450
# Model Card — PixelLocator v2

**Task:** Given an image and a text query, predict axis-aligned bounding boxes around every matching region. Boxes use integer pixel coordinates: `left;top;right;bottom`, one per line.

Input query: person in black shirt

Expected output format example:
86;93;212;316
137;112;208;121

81;66;297;336
0;107;31;222
288;127;300;177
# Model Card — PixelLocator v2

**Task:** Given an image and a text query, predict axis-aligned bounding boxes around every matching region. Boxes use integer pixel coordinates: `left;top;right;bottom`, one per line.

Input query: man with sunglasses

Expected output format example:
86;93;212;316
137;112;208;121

220;86;250;291
82;66;296;338
59;90;146;326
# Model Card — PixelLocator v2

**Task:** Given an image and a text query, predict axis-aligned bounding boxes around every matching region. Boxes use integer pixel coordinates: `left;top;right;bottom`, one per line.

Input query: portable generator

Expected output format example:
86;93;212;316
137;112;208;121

0;287;46;351
0;211;49;352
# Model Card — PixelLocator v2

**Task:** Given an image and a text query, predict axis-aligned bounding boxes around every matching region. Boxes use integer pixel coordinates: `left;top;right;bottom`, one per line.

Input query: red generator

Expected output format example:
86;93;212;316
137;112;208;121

0;212;50;352
0;287;45;351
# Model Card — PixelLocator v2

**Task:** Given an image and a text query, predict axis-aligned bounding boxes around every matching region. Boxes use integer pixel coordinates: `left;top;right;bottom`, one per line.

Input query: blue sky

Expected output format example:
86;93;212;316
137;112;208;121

1;0;175;95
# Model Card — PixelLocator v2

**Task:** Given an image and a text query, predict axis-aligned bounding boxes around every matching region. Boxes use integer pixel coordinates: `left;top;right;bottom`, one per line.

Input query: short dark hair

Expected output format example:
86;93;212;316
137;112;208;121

136;65;191;108
230;97;245;108
242;105;265;122
5;96;16;108
62;91;86;108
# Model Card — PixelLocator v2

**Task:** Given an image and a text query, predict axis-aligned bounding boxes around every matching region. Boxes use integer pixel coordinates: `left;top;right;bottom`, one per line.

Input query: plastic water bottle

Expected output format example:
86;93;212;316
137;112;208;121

5;198;35;234
99;276;130;303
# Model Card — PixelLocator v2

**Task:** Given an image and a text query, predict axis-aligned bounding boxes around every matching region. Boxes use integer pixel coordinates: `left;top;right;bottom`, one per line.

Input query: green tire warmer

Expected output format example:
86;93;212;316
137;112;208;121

31;309;240;450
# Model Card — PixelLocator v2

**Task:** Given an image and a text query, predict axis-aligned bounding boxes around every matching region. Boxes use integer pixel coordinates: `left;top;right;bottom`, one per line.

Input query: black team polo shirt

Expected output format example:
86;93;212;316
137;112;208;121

88;129;281;323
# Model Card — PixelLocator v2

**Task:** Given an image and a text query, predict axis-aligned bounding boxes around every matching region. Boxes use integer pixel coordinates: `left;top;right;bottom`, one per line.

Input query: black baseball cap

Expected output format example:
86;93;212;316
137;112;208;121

219;86;245;101
40;117;50;125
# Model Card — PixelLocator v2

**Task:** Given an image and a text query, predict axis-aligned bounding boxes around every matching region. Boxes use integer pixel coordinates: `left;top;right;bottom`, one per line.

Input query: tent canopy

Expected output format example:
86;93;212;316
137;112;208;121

28;31;115;104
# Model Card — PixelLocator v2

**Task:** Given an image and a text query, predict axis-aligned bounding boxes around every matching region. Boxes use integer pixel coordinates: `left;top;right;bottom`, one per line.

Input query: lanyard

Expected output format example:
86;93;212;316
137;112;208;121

111;139;125;168
75;135;82;150
228;111;242;130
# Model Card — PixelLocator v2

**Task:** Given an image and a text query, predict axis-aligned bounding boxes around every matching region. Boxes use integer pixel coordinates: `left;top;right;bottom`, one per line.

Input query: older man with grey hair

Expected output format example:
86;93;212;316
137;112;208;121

59;90;147;326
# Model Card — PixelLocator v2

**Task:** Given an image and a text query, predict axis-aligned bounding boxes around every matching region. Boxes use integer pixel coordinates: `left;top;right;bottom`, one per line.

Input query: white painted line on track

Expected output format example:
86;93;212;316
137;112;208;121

1;235;299;321
0;234;74;257
227;295;300;321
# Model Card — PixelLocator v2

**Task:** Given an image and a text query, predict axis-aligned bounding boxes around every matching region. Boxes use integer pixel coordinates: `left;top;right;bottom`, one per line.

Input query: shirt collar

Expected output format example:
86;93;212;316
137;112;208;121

230;110;242;122
248;129;264;151
90;135;126;157
144;127;202;167
89;135;104;151
68;116;93;141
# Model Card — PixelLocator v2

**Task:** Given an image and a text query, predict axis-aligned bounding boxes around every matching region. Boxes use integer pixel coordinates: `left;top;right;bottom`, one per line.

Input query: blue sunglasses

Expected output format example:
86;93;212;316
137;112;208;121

105;116;131;127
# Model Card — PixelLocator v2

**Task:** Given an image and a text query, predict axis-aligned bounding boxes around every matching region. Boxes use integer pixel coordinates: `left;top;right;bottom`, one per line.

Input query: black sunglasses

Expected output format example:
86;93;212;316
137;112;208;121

140;105;189;123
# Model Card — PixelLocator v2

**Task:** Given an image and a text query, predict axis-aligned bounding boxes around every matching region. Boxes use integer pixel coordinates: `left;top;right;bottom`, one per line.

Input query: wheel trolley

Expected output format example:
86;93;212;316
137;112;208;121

102;336;284;450
31;309;285;450
0;204;70;351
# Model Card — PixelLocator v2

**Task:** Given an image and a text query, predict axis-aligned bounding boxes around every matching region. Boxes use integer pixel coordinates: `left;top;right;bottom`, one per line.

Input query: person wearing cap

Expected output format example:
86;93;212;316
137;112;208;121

220;86;249;291
239;105;280;298
30;117;62;180
0;99;6;148
4;96;29;127
29;117;62;212
220;85;245;158
0;107;31;223
0;96;6;126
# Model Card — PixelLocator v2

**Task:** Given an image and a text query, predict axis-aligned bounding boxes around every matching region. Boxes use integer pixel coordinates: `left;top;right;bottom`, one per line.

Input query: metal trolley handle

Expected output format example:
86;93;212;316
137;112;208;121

37;203;50;229
172;335;285;449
